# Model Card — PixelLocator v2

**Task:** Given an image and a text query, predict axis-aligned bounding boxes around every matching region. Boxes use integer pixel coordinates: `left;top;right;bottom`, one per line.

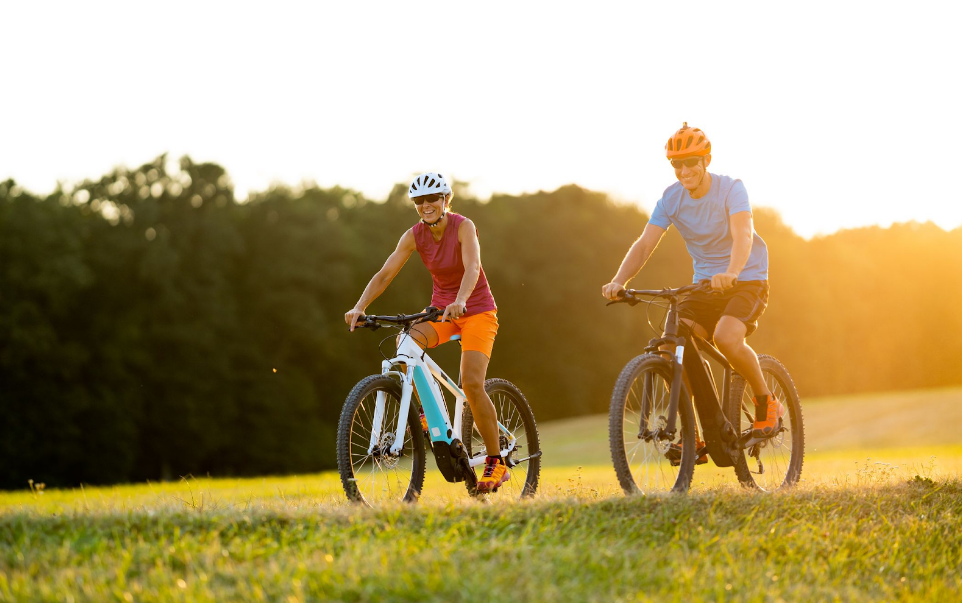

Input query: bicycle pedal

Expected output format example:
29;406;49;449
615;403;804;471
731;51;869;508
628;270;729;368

738;433;773;450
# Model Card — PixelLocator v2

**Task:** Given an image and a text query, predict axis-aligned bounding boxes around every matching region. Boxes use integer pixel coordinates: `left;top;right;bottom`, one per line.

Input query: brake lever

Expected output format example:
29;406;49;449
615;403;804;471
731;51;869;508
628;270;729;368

702;278;736;296
423;306;442;322
354;317;379;331
606;294;640;307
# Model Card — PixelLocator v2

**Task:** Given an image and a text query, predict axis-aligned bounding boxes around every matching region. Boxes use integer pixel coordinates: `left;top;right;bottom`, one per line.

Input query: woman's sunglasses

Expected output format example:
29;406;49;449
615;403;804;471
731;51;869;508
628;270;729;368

413;193;445;206
670;157;703;169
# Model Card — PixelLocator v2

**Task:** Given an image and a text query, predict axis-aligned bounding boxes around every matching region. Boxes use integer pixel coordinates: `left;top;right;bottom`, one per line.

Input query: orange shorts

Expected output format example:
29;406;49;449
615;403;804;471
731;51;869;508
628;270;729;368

427;310;499;358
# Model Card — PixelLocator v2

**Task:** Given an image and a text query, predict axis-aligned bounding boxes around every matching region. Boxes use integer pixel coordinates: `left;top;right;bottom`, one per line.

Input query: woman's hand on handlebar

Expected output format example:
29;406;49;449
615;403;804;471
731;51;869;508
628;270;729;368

441;301;467;322
601;281;626;301
345;308;366;332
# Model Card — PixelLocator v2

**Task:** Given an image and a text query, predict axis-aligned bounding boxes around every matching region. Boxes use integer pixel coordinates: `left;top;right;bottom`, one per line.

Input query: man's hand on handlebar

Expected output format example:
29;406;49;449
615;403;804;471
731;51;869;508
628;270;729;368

601;281;626;301
710;272;738;292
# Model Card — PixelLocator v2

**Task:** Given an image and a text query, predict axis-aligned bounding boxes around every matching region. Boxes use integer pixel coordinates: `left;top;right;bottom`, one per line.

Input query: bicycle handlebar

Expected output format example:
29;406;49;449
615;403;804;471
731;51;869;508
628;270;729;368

607;280;722;307
356;307;442;330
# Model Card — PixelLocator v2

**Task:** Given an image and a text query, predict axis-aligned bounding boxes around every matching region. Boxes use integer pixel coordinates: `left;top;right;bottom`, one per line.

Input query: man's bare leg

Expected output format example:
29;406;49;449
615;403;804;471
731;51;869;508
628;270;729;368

711;316;771;399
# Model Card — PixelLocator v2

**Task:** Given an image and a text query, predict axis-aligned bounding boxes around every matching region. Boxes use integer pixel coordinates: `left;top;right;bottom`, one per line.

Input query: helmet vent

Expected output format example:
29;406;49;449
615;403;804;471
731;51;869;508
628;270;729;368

428;178;436;188
685;135;693;149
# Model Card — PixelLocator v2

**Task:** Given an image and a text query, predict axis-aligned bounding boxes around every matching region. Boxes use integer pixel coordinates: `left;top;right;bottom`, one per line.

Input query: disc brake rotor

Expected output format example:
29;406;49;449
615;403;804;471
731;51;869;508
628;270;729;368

377;432;400;469
651;416;671;454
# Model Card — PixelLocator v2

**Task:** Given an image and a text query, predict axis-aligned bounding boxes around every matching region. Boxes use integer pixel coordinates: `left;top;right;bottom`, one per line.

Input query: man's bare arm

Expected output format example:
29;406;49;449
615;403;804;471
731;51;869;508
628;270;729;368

602;223;667;299
711;211;753;291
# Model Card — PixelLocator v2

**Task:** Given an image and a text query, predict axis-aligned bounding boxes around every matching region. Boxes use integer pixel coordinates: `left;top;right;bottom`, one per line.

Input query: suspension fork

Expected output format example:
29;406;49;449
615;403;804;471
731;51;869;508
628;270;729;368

637;370;654;438
663;335;686;441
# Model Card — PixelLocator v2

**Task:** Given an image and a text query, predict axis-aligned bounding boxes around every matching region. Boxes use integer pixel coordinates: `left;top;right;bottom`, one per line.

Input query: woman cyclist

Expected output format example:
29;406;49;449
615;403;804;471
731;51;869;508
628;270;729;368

344;172;508;493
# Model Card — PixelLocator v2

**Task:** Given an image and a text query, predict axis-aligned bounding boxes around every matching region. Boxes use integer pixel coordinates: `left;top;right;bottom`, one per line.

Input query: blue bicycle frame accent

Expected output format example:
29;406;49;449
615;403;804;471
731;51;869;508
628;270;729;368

413;366;453;444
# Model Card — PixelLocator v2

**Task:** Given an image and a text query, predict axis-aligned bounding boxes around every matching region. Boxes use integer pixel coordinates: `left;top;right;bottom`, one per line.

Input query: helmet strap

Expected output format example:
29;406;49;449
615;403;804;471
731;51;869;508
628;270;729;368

422;210;446;227
689;169;711;198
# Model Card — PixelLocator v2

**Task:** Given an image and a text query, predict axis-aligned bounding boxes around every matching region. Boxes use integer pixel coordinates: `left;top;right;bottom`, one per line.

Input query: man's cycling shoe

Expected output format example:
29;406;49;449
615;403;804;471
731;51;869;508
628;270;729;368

666;439;708;466
738;395;786;448
476;456;510;493
751;394;785;437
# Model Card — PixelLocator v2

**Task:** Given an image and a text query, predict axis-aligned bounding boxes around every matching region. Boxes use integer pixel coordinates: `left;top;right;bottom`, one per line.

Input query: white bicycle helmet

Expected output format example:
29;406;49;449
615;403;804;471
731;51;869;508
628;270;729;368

408;172;452;198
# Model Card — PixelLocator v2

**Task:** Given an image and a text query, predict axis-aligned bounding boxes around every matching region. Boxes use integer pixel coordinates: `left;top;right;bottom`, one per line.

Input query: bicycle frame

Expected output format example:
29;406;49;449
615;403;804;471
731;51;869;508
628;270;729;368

368;330;516;469
628;286;740;466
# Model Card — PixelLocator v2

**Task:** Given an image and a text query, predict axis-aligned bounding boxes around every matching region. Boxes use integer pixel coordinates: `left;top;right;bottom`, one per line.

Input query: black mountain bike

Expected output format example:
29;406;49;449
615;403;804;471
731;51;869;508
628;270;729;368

607;282;804;494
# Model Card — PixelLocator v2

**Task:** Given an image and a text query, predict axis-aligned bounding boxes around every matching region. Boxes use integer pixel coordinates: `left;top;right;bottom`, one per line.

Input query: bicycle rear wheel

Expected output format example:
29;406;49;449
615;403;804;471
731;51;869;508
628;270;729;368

336;374;426;505
727;355;804;490
463;378;541;499
609;354;696;495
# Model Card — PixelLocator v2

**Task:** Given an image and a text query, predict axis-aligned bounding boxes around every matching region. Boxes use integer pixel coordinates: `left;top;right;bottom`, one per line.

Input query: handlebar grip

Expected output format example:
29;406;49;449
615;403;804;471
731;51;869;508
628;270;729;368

607;291;639;307
352;316;378;330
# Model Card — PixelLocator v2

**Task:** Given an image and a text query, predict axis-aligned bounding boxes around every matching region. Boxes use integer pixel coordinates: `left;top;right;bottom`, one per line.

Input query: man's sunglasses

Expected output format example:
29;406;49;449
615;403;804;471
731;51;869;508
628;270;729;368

413;193;445;206
670;157;703;169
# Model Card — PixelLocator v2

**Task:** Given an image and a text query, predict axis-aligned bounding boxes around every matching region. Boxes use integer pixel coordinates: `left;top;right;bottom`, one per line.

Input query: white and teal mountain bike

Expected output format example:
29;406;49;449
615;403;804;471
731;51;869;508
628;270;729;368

336;307;541;505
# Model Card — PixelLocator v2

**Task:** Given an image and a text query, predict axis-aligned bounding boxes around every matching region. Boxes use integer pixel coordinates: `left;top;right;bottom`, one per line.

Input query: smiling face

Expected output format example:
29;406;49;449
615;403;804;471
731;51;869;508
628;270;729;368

672;154;711;192
414;193;450;223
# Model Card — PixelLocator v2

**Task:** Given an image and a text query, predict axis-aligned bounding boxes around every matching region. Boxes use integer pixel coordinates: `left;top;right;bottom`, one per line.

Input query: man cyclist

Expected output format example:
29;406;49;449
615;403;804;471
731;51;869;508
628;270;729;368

601;123;782;443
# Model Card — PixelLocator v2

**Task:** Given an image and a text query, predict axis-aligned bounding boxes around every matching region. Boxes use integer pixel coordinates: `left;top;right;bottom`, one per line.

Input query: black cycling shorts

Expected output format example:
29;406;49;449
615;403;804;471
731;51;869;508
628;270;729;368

677;280;770;337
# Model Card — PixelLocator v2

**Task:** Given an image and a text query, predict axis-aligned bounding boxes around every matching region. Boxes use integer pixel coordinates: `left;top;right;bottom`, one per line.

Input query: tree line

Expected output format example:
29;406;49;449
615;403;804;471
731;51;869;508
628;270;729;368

2;155;961;489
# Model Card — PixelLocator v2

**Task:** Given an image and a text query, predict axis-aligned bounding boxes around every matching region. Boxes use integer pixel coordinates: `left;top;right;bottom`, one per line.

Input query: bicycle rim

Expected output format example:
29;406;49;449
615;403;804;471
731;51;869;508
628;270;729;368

338;376;425;504
610;355;694;495
464;379;540;500
731;357;804;491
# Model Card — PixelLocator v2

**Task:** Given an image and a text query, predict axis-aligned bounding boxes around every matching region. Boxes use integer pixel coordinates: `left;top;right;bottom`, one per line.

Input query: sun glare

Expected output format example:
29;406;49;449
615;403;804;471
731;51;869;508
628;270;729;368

1;3;960;238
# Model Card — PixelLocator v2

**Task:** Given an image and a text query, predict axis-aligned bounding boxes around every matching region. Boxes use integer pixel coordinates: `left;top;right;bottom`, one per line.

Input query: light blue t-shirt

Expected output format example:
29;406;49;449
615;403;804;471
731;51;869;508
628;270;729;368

649;173;769;282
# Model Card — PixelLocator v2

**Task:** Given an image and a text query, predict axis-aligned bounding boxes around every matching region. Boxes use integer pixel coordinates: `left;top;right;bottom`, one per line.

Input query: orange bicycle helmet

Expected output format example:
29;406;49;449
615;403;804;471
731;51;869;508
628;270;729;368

665;122;711;159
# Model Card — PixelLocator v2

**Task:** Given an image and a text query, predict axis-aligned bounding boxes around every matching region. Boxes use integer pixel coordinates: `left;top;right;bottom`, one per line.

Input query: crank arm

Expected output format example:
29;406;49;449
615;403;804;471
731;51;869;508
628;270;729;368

507;450;543;467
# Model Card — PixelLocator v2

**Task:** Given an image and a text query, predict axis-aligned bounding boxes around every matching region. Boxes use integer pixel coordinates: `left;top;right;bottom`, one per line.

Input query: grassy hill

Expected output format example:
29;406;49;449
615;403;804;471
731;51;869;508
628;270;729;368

3;478;960;602
538;386;962;474
3;387;962;601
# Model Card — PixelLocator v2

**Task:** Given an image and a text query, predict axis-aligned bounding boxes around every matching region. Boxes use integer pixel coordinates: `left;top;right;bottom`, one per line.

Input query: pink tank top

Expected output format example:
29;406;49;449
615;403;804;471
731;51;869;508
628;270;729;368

412;213;497;317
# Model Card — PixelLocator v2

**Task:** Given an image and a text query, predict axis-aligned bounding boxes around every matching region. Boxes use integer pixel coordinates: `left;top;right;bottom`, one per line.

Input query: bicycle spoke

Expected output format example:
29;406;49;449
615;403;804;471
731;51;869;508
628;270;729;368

734;362;800;491
462;382;539;500
620;368;679;495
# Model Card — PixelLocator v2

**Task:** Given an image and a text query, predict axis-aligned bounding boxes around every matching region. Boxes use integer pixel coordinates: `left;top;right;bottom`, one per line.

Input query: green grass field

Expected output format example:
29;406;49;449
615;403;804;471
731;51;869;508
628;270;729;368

3;388;962;602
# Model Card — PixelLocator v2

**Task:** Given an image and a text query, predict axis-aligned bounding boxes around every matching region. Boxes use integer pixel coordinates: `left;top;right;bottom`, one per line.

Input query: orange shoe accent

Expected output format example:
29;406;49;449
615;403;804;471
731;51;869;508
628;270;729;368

695;439;708;465
666;440;708;466
476;457;510;493
419;411;429;434
751;395;783;439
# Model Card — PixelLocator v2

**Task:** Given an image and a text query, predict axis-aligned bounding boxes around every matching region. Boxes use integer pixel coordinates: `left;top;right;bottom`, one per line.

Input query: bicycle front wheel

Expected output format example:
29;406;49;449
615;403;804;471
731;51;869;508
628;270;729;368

727;355;805;491
463;378;541;499
336;374;426;505
609;354;695;495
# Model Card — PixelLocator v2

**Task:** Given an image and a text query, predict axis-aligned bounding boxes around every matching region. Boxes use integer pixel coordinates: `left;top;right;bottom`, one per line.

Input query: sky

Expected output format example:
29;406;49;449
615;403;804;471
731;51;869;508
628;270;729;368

2;1;960;238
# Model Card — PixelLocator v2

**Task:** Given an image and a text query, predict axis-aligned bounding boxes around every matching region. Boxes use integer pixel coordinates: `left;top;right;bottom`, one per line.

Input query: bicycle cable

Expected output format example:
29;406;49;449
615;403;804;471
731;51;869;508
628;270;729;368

645;296;670;335
377;326;404;362
376;319;433;362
